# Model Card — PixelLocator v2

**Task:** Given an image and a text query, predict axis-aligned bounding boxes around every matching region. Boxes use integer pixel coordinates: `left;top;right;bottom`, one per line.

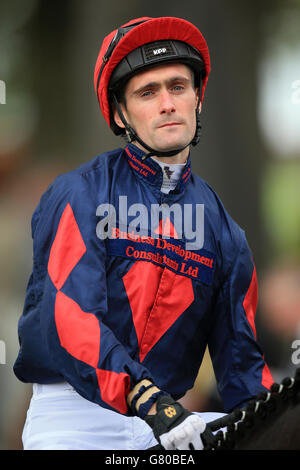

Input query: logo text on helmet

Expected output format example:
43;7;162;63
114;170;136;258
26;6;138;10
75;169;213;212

153;48;167;55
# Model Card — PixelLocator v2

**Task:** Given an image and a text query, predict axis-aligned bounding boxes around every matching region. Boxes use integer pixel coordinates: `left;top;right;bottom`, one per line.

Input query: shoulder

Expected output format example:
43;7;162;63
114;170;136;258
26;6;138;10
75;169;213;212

191;173;243;242
32;148;124;235
52;147;123;188
40;148;123;204
190;173;249;274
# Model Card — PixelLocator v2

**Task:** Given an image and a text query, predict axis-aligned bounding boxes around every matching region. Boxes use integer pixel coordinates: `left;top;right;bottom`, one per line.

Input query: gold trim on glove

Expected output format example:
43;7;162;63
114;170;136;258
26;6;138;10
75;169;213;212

127;379;160;413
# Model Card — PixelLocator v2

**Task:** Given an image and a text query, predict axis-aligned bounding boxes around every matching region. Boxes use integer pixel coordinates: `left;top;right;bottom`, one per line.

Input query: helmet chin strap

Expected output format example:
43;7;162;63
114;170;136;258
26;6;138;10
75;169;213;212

112;94;202;161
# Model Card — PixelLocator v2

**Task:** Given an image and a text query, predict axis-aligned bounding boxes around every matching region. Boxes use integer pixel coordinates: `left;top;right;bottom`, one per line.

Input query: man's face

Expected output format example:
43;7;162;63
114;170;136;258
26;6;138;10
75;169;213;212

114;63;200;156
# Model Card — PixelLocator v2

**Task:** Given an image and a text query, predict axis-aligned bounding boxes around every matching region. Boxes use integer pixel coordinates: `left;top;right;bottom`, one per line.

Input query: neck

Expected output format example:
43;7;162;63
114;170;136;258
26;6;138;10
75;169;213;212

133;140;189;164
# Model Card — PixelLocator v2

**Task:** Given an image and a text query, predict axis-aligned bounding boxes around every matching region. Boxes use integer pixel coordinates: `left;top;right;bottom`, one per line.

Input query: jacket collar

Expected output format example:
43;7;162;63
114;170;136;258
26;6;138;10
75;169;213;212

124;143;192;192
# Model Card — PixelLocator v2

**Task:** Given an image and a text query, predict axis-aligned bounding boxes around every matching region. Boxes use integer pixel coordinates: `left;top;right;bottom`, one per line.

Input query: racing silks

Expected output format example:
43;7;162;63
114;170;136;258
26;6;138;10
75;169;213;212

14;143;273;415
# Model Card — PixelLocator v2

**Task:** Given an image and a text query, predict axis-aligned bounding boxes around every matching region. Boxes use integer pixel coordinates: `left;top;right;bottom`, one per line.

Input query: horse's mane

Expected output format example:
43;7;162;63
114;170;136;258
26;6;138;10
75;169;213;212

204;368;300;450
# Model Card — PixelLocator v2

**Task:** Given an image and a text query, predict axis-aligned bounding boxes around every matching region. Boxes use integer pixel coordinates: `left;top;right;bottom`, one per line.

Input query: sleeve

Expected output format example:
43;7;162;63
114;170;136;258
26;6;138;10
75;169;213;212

30;173;154;415
207;229;274;412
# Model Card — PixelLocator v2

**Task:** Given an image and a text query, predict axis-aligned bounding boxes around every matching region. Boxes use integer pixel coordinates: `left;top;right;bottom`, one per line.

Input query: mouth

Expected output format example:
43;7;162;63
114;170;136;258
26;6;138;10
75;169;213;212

157;122;183;129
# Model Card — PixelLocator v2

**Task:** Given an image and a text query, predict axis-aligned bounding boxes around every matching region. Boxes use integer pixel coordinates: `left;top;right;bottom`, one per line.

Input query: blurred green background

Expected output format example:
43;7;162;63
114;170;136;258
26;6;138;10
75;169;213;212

0;0;300;449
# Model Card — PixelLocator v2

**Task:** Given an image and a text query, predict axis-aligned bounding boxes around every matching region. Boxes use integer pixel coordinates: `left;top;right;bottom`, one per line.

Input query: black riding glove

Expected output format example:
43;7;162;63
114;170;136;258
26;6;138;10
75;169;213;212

145;395;206;450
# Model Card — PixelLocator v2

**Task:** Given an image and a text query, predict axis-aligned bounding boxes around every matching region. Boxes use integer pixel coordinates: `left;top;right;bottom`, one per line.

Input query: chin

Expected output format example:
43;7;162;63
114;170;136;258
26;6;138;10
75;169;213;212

154;130;192;152
156;139;190;152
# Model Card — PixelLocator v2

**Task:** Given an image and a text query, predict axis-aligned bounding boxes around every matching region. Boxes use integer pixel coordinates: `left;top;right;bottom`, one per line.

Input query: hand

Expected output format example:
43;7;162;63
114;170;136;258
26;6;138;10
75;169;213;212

145;395;206;450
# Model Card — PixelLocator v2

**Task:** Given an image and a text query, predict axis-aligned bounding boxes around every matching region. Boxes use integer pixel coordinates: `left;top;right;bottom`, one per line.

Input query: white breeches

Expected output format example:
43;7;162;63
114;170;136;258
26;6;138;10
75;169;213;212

22;382;226;450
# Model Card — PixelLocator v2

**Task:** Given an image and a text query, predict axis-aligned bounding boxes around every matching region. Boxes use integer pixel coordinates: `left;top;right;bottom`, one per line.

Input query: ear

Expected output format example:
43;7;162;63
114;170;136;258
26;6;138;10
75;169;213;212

112;104;126;129
195;88;202;113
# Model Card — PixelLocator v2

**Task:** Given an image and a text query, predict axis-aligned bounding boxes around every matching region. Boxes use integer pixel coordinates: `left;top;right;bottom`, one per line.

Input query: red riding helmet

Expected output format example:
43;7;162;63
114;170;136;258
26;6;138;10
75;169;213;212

94;17;211;137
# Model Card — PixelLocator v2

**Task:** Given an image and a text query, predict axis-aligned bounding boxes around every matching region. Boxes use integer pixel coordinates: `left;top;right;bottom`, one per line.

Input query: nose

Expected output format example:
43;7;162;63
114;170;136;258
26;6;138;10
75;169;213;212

159;90;176;114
